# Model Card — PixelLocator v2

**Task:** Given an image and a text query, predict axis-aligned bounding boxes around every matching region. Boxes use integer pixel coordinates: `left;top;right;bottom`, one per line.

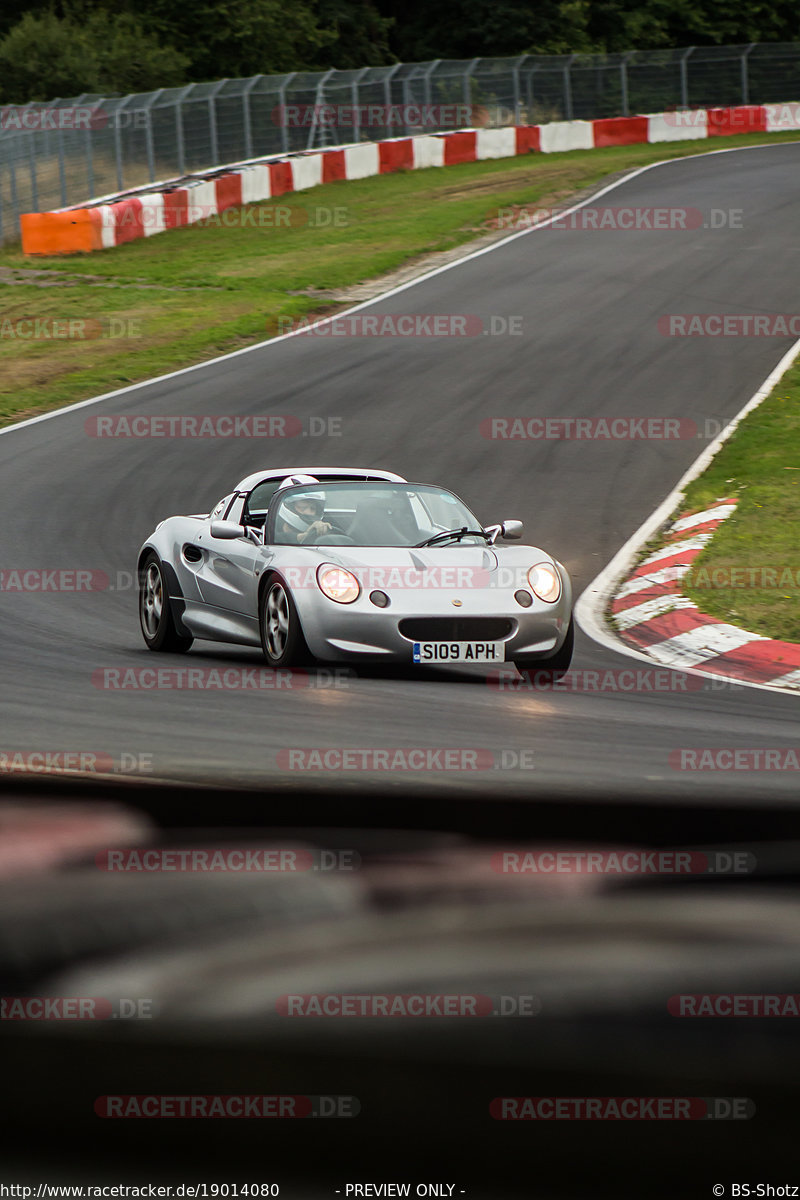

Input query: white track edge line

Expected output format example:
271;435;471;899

6;139;800;695
575;336;800;698
2;138;799;440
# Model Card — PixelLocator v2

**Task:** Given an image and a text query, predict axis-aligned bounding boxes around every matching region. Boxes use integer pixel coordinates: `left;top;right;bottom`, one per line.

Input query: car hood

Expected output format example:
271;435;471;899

268;543;565;596
311;544;502;574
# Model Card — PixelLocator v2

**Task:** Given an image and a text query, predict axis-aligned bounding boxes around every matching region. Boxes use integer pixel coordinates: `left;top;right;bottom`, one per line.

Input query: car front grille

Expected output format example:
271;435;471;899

398;618;514;642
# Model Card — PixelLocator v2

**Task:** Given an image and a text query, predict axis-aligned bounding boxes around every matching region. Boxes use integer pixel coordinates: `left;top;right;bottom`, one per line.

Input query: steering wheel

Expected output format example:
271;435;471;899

315;533;355;546
301;522;346;545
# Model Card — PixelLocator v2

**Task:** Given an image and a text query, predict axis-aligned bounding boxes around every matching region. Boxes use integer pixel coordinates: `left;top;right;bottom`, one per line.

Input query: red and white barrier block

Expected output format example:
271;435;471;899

19;103;800;255
611;499;800;689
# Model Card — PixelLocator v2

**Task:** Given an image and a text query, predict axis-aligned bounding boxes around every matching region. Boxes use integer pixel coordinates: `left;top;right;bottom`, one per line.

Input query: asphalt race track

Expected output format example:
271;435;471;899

2;142;799;803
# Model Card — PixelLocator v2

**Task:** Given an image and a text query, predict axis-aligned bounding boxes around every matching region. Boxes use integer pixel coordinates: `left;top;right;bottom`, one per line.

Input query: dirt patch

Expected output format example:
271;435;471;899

433;166;582;203
0;266;221;291
289;176;625;303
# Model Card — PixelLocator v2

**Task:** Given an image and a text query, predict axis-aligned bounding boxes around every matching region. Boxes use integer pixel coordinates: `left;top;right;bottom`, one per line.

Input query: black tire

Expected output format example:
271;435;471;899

138;552;193;653
260;575;311;667
514;615;574;679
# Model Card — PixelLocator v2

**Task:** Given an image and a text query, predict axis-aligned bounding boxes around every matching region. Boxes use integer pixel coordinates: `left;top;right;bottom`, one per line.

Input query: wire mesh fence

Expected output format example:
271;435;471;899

1;42;799;244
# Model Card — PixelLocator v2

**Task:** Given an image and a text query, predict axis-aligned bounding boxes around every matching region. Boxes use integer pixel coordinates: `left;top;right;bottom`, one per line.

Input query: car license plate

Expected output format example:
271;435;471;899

412;641;505;663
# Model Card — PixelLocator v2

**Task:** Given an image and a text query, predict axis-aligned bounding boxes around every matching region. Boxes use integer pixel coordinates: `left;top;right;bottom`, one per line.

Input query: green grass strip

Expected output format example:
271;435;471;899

2;131;799;427
678;358;800;643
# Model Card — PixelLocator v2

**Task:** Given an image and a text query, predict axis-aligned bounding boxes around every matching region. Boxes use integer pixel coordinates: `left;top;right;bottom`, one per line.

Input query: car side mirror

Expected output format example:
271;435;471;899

486;520;523;544
210;520;247;540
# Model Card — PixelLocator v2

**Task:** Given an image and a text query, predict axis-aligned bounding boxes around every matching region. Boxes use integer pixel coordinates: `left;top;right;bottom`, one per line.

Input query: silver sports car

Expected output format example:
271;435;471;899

137;466;573;672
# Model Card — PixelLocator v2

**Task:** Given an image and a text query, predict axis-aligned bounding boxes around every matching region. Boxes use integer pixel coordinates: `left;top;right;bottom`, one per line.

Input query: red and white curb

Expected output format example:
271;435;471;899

19;100;800;254
611;499;800;688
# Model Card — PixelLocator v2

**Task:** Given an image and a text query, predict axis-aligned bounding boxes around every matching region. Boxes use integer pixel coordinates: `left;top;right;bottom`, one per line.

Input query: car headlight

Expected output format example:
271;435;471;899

527;562;561;604
317;565;360;604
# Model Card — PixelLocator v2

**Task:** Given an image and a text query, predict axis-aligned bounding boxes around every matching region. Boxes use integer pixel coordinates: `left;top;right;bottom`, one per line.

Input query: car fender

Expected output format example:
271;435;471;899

137;517;208;633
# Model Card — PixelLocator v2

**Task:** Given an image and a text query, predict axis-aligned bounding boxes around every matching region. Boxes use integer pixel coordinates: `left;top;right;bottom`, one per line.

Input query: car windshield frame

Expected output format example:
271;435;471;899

264;482;486;548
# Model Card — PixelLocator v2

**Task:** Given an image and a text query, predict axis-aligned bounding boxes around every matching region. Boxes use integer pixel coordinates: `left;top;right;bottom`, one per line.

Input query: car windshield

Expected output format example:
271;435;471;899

270;482;486;546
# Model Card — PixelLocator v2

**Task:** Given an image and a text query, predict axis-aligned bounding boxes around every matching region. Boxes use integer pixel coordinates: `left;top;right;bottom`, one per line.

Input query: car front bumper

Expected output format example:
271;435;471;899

295;574;572;664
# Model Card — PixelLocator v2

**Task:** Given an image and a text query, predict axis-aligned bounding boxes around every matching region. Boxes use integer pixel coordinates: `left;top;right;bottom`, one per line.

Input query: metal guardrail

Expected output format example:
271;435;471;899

1;42;800;243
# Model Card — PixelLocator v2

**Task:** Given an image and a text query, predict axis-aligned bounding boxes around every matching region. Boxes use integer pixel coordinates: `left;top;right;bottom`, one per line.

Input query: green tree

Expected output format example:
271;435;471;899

2;0;799;102
127;0;338;78
0;8;190;102
373;0;599;62
584;0;800;49
372;0;800;60
316;0;395;68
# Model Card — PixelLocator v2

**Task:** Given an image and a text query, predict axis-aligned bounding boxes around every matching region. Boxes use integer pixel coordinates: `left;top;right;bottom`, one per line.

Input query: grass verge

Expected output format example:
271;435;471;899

2;131;799;427
676;359;800;643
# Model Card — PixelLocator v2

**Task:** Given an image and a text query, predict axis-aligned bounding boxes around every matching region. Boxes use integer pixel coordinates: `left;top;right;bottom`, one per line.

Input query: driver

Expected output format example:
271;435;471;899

279;492;333;544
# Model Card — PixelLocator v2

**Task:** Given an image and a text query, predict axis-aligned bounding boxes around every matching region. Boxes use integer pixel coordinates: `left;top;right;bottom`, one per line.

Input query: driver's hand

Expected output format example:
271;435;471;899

299;520;332;542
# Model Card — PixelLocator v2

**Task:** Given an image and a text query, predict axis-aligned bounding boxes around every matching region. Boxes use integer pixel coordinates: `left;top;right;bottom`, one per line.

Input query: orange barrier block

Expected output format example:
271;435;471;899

20;209;95;256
